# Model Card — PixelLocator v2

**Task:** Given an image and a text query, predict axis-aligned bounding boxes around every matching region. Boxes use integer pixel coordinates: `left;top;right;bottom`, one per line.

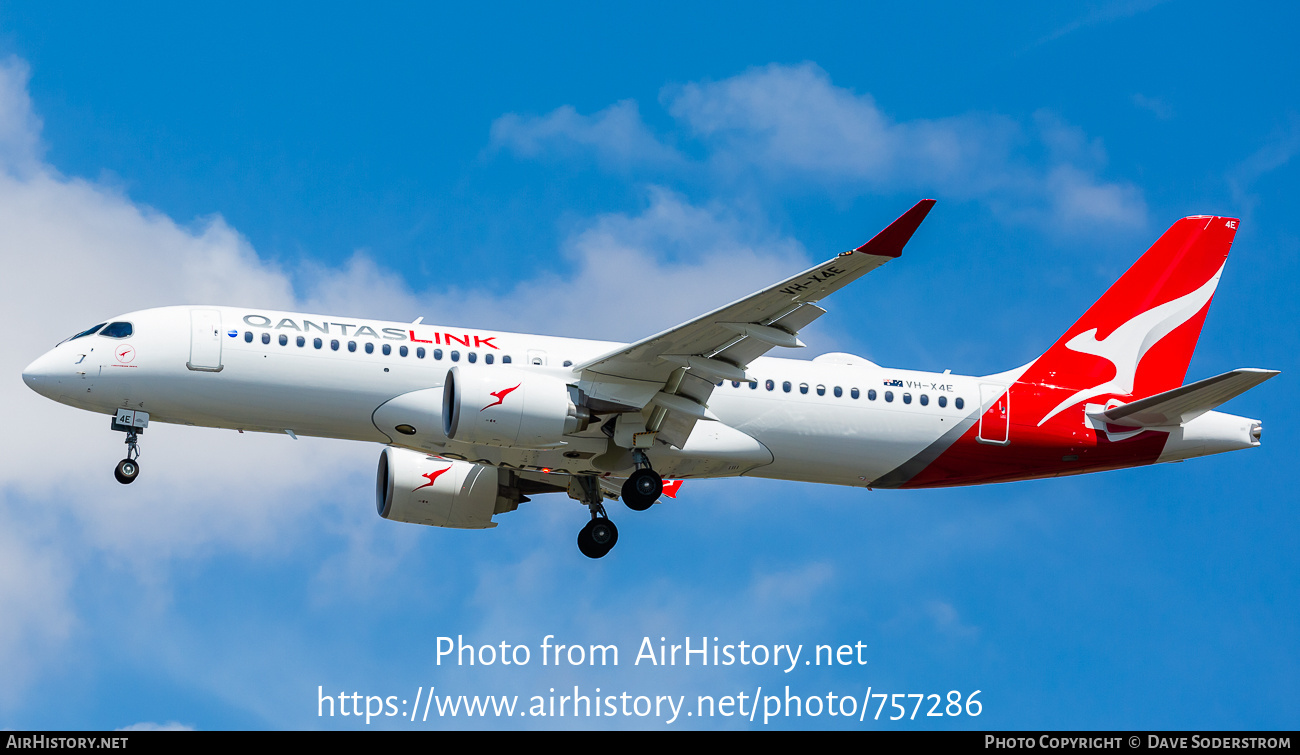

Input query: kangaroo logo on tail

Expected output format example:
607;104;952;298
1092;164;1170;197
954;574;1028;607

1038;263;1224;426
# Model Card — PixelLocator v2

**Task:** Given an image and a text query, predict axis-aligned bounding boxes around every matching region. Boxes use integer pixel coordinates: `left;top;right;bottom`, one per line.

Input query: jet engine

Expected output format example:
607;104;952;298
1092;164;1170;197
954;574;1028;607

376;447;525;529
441;366;591;448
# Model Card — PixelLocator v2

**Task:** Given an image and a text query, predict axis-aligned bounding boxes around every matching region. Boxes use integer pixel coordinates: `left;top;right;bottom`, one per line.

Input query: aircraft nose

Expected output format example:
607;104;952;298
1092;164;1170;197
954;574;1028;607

22;350;62;397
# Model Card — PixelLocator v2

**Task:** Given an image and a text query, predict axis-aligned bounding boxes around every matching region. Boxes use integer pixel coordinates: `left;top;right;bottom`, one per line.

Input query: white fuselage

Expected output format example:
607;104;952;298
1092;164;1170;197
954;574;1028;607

22;305;1258;491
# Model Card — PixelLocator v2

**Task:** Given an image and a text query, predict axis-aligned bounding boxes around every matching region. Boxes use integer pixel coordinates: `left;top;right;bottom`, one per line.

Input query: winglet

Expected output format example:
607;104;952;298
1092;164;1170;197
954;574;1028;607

853;199;936;258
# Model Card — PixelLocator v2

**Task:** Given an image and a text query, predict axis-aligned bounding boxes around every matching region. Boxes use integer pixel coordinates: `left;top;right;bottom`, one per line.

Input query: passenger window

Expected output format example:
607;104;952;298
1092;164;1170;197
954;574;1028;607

563;360;572;367
417;347;426;359
244;331;253;343
313;338;322;349
296;336;305;347
262;333;270;345
749;380;758;390
816;385;826;396
851;388;860;399
903;393;911;404
468;352;477;363
765;380;774;391
434;349;443;360
938;395;947;408
348;341;356;352
783;381;791;393
868;389;877;401
834;386;843;398
279;334;288;346
451;351;460;362
99;322;133;339
885;391;894;402
331;339;340;351
485;354;494;364
382;344;391;356
920;394;929;406
955;397;965;410
732;381;740;388
799;383;809;394
401;345;410;357
502;355;511;364
365;342;374;354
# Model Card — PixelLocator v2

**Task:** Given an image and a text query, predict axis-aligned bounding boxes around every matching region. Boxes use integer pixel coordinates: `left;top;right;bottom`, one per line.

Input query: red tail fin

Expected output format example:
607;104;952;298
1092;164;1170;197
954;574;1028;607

1020;215;1239;427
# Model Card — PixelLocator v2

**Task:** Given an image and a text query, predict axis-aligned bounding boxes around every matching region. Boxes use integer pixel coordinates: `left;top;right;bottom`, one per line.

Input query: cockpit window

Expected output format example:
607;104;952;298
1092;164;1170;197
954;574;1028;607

66;323;106;342
99;322;134;339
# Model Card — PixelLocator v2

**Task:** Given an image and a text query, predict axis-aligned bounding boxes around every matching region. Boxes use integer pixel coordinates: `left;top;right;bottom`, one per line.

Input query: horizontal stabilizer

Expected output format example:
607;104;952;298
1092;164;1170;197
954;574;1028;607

1093;368;1279;428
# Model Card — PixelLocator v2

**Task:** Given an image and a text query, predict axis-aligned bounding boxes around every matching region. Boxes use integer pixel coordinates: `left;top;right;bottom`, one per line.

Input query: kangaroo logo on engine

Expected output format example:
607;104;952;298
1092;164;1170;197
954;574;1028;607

481;384;521;412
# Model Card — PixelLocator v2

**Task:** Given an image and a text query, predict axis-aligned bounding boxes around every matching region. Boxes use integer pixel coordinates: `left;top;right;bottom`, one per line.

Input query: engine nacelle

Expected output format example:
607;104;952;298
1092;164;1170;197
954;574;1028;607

376;447;524;529
442;366;590;448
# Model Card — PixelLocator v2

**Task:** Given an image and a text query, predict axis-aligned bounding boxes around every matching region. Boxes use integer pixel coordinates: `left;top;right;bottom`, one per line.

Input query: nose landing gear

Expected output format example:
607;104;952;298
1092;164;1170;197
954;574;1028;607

114;454;139;485
111;409;148;485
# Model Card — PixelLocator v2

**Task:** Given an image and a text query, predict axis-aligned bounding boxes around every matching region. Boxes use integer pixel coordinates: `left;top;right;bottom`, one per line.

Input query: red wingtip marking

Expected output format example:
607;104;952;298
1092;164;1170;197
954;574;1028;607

853;199;936;259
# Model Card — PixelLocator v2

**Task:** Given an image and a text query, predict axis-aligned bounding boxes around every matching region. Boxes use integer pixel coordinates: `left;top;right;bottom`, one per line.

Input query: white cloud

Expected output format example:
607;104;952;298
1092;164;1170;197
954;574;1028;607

0;57;43;176
668;63;1018;191
0;56;377;704
667;64;1146;232
390;186;810;342
1032;0;1172;47
1131;93;1174;120
494;63;1148;234
1226;115;1300;217
491;100;681;169
0;513;75;706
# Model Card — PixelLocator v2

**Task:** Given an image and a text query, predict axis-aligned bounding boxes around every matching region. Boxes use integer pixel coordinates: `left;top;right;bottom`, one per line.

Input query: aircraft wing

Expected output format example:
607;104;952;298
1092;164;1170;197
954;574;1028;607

576;199;935;448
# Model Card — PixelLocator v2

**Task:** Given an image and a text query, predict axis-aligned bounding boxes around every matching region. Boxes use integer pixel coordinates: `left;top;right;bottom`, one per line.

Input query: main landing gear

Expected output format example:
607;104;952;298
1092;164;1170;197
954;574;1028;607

569;448;665;558
572;475;618;559
620;449;663;512
110;410;148;485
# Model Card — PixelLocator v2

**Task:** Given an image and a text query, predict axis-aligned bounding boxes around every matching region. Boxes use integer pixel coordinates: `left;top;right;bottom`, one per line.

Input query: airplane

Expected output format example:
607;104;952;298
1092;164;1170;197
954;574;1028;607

21;200;1277;558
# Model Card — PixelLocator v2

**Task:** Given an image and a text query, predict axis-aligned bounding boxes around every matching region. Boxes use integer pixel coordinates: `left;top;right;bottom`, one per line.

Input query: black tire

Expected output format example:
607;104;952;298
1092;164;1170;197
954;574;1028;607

114;458;139;485
577;518;618;559
622;468;662;511
590;518;618;550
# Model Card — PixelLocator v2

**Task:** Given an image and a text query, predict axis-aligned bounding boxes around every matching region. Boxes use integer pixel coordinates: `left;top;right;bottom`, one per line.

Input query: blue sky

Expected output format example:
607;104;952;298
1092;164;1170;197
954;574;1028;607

0;1;1295;730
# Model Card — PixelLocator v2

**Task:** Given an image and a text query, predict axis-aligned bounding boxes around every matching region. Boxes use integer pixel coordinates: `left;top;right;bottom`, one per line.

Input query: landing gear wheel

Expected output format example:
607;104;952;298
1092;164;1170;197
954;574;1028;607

114;458;139;485
577;518;619;559
622;468;663;511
